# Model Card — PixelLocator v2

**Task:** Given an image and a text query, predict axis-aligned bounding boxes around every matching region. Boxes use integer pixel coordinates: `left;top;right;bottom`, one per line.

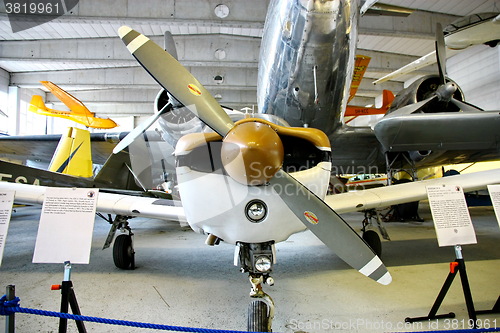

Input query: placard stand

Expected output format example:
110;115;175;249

405;245;500;328
405;245;473;326
51;261;86;333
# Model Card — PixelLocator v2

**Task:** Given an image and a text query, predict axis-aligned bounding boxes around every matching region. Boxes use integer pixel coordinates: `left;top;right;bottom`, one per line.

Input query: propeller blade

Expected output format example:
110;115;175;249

118;26;234;137
450;98;484;112
435;23;447;85
269;170;391;285
112;106;167;154
381;95;436;118
164;31;178;60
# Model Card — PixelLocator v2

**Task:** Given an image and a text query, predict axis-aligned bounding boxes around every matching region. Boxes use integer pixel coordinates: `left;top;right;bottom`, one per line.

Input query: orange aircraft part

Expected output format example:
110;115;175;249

348;55;371;103
345;89;395;118
30;81;118;129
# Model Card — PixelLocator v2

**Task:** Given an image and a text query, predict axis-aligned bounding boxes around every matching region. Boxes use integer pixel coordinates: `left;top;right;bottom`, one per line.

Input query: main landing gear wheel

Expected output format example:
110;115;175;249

113;234;135;269
248;300;270;332
363;230;382;257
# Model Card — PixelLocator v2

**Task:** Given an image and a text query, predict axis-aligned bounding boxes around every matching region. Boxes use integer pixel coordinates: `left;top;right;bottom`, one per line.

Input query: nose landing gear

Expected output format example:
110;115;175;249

236;242;276;332
248;275;275;332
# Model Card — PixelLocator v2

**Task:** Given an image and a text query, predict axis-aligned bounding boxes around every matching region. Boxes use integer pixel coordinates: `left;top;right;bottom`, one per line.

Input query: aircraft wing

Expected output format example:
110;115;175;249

0;132;133;167
0;182;186;223
3;168;498;225
325;168;500;214
373;13;500;84
372;49;459;84
40;81;93;116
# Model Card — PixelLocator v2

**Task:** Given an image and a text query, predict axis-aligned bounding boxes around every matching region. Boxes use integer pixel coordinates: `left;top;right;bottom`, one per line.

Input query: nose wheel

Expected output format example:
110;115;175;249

248;275;275;332
236;242;276;332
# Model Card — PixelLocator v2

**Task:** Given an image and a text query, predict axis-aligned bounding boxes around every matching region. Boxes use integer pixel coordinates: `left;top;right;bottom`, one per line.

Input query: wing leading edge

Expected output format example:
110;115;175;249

0;182;186;223
325;168;500;214
3;168;498;224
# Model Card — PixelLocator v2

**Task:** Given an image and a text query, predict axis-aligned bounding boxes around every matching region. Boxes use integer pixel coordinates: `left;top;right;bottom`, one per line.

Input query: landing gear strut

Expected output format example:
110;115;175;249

361;209;390;257
384;152;424;222
99;214;136;270
248;275;275;332
236;242;276;332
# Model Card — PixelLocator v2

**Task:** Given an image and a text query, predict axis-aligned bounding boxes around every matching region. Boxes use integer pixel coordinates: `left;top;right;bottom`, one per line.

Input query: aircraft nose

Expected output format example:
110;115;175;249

221;121;284;186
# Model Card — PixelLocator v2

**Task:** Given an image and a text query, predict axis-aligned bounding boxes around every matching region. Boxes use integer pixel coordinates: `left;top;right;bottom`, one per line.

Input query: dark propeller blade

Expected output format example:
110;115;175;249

269;170;392;285
435;23;447;85
118;26;234;137
112;103;170;154
382;95;437;117
164;31;178;60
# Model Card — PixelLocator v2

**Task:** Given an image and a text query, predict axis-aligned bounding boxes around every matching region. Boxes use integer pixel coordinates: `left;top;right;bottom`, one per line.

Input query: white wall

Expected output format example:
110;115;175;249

0;69;9;135
447;44;500;110
17;87;47;135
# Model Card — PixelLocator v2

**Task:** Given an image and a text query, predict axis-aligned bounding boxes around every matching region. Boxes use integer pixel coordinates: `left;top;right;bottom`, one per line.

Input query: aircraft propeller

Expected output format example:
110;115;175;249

117;26;391;285
390;23;482;115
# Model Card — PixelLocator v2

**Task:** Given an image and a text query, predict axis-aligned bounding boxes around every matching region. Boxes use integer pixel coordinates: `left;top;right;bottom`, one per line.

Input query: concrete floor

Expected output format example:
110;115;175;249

0;202;499;332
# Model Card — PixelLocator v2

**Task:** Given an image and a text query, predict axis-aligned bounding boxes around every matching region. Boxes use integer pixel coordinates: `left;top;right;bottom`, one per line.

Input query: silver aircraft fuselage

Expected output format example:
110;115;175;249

257;0;358;136
256;0;500;173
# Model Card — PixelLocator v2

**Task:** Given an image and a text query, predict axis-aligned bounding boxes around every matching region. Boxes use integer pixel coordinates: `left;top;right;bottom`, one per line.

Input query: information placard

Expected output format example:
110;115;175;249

426;185;476;247
0;191;15;267
33;187;98;264
487;184;500;228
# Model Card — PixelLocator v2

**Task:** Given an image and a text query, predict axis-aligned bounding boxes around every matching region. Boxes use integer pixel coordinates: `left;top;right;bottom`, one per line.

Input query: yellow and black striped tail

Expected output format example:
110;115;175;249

49;127;93;178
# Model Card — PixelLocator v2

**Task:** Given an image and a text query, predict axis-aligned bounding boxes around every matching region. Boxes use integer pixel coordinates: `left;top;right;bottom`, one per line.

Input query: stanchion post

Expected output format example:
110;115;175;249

58;262;72;333
455;246;477;328
5;285;15;333
56;261;86;333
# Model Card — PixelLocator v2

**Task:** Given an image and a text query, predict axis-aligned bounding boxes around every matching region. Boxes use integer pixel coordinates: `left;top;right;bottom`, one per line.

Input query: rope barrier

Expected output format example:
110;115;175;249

0;295;253;333
3;295;499;333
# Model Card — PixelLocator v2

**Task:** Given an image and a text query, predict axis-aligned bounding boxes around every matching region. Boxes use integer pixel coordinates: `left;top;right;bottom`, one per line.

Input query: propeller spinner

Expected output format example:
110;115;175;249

117;26;391;285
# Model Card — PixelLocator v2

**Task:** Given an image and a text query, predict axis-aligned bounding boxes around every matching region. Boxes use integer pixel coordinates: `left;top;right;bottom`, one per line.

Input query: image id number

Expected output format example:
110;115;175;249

5;2;61;14
443;318;497;330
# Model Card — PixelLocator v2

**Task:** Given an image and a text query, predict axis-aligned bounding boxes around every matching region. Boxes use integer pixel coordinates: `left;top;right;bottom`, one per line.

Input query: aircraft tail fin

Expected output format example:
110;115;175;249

348;55;371;103
49;127;93;178
28;95;48;113
381;90;395;109
94;150;143;191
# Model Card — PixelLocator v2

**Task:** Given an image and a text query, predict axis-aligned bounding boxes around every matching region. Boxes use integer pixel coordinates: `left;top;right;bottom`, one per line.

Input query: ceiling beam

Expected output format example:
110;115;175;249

0;35;261;65
359;10;459;39
10;66;258;88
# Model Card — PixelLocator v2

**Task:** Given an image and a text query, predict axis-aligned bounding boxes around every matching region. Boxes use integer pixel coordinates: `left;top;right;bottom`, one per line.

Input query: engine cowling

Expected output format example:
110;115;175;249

387;75;466;114
154;89;204;146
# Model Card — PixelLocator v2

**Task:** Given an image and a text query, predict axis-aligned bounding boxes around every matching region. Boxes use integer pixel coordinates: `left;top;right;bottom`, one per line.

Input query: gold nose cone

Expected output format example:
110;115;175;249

221;121;284;185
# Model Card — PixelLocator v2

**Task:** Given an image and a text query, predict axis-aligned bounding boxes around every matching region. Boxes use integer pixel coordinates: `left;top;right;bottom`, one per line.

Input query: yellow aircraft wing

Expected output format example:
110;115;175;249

40;81;92;116
35;81;118;129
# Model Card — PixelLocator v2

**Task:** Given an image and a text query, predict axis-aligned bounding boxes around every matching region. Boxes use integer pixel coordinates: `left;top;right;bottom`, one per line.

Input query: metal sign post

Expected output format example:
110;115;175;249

52;261;86;333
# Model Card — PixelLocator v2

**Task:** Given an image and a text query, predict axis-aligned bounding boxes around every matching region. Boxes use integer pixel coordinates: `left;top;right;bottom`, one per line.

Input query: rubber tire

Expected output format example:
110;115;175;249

113;234;133;269
248;300;270;332
363;230;382;257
